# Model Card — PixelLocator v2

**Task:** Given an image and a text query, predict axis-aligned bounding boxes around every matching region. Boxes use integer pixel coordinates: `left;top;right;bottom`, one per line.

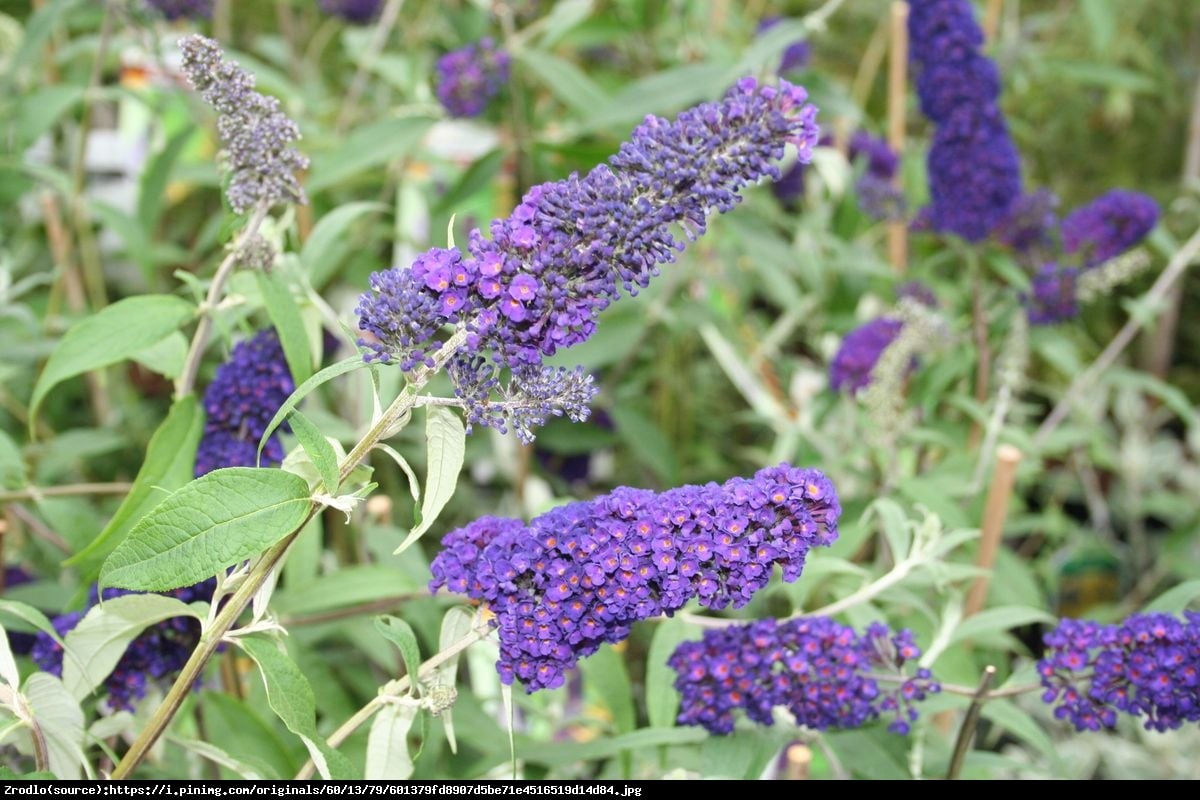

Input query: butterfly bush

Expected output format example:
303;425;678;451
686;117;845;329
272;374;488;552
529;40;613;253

1024;264;1080;325
908;0;1021;241
1039;613;1200;733
434;39;511;119
318;0;383;23
1062;190;1160;269
430;463;840;692
357;77;819;441
178;35;309;213
773;130;900;219
194;329;294;477
829;317;904;393
146;0;212;19
32;582;216;711
670;616;940;735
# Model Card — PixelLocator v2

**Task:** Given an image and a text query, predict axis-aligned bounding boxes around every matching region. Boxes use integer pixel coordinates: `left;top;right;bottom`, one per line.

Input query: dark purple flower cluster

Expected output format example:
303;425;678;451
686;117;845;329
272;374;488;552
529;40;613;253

756;17;811;74
669;616;940;735
194;329;294;477
1039;612;1200;733
434;38;511;118
1061;190;1160;269
995;189;1060;262
358;78;818;437
32;581;216;711
179;35;308;213
318;0;382;23
773;130;901;219
146;0;213;19
4;566;37;655
829;317;904;393
1024;264;1080;325
908;0;1021;241
430;463;841;692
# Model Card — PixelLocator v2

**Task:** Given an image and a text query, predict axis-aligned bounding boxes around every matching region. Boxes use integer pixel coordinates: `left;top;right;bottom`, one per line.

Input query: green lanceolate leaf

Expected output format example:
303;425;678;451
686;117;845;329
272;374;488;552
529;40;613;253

239;636;355;780
61;595;202;701
374;616;421;696
393;407;464;555
67;395;204;572
301;202;386;288
432;607;475;753
22;673;85;780
258;355;366;465
257;270;314;387
365;701;418;780
29;295;195;435
0;428;26;490
100;468;312;592
287;411;339;494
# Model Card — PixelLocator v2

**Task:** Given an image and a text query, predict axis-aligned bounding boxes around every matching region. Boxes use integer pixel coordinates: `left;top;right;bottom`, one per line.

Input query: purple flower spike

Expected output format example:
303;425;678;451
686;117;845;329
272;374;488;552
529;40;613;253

908;0;1022;241
358;78;819;440
319;0;383;24
194;329;294;477
146;0;213;19
829;317;904;393
1062;190;1160;268
669;617;940;735
430;463;841;692
1039;612;1200;733
1024;264;1080;325
32;581;217;712
435;38;511;118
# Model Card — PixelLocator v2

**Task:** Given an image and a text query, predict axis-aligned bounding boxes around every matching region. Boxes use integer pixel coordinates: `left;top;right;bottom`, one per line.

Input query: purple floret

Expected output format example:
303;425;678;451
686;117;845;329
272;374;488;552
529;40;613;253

669;616;940;735
195;329;293;477
829;317;904;393
430;463;841;692
1062;190;1159;268
434;39;511;118
1039;612;1200;733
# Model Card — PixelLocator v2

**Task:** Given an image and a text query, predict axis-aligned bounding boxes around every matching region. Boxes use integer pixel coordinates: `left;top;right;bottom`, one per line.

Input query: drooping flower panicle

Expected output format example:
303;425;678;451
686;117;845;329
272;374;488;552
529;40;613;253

670;616;940;735
1039;612;1200;733
829;317;905;393
32;581;216;711
1061;190;1160;269
318;0;383;23
357;78;818;439
194;329;294;477
908;0;1021;241
430;463;840;692
434;38;511;119
178;35;308;213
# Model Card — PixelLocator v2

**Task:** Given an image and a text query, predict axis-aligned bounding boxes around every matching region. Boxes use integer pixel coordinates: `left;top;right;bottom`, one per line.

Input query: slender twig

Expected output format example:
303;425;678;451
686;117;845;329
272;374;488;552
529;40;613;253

175;203;271;399
867;671;1038;700
294;627;487;780
0;482;132;504
334;0;406;135
110;332;467;779
8;505;71;554
1033;225;1200;449
946;666;996;780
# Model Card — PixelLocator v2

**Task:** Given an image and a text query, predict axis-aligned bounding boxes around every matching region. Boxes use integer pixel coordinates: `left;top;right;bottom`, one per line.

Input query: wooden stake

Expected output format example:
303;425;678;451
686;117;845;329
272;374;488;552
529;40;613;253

965;445;1022;617
983;0;1004;44
887;2;909;273
781;742;812;780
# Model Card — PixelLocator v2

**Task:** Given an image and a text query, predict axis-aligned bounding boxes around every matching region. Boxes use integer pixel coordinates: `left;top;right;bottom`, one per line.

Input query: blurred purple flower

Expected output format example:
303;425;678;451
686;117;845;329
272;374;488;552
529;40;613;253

829;317;904;393
435;38;511;118
1024;264;1080;325
1062;190;1159;268
146;0;212;20
757;17;811;74
318;0;382;23
670;616;940;735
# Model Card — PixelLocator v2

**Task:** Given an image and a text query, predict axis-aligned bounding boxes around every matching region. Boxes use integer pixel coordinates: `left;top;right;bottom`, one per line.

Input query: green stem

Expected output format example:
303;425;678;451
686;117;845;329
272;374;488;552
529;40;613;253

174;203;271;399
110;331;467;779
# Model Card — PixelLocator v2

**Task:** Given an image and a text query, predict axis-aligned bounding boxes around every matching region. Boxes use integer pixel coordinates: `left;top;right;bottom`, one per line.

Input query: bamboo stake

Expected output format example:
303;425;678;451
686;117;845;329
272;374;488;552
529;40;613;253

887;2;909;273
964;445;1021;617
982;0;1004;44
